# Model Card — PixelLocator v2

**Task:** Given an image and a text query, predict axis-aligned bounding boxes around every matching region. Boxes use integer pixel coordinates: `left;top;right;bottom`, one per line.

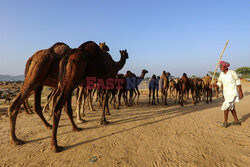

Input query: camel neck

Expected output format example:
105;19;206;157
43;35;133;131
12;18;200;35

116;56;127;71
139;73;146;79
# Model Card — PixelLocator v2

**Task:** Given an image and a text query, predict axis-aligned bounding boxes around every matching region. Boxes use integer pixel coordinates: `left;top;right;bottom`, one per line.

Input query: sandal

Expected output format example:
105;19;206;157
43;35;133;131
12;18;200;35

221;123;229;128
232;121;242;126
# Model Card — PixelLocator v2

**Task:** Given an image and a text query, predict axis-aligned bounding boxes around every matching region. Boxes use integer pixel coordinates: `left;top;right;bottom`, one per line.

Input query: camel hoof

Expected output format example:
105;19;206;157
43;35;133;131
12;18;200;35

51;145;64;153
100;120;110;125
73;126;82;132
76;119;87;124
106;112;111;116
11;138;25;145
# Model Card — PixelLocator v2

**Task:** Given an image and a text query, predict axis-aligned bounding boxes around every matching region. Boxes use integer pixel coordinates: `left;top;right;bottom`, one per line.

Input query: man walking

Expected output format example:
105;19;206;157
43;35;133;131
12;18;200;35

217;61;243;127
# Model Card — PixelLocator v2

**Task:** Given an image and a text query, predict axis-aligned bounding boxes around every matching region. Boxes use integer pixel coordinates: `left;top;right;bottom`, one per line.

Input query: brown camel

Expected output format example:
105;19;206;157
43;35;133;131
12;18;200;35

212;78;219;98
202;74;212;103
8;42;81;146
160;71;171;106
51;41;128;152
169;78;177;101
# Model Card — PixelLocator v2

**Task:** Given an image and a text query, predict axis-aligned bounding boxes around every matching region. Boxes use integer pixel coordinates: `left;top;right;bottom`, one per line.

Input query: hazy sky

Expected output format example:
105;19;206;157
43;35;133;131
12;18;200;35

0;0;249;78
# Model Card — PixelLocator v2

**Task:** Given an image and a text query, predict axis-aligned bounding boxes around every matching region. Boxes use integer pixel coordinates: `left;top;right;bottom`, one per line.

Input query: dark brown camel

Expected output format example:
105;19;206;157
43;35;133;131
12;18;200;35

177;73;189;107
126;69;148;105
51;41;128;152
190;78;199;105
133;69;148;104
8;42;81;146
75;42;111;123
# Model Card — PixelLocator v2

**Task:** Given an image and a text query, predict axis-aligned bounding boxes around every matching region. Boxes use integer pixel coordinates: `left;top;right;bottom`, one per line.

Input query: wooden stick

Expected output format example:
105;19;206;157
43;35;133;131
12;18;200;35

211;40;229;84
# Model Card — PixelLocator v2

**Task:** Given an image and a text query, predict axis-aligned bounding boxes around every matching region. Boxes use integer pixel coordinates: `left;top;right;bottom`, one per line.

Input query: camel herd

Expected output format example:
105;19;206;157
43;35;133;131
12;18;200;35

8;41;220;152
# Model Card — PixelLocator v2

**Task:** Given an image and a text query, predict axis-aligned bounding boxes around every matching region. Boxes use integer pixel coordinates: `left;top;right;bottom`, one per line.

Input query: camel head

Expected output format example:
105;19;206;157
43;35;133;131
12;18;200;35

99;42;110;52
142;69;148;75
51;42;72;57
119;49;129;60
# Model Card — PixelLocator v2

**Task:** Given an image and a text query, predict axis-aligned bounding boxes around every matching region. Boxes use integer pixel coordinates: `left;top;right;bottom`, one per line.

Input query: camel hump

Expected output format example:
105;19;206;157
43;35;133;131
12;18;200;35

78;41;102;57
49;42;72;60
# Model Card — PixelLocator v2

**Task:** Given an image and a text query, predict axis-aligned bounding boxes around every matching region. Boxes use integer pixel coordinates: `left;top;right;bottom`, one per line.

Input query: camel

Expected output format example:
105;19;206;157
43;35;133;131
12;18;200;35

202;74;212;103
160;71;171;106
176;73;189;107
169;78;177;101
133;69;148;104
51;41;128;152
116;74;129;109
126;69;148;105
8;42;82;146
74;42;111;123
189;78;199;105
212;78;219;98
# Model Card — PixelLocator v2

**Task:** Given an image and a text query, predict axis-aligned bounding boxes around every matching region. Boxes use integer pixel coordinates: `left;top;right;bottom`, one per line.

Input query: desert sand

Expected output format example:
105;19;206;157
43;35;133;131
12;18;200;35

0;81;249;167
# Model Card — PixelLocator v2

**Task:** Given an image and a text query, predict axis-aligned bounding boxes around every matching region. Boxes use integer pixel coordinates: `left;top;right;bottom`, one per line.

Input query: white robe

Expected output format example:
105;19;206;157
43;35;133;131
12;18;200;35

217;70;241;111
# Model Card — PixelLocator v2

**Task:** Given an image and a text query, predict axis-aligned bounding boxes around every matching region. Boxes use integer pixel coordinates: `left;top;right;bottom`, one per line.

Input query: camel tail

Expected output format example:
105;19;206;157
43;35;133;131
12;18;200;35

59;56;69;83
24;57;33;77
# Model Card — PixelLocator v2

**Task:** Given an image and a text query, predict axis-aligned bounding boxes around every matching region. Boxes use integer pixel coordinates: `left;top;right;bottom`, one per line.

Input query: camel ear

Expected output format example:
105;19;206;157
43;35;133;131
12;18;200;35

104;42;106;44
120;50;122;53
125;49;127;52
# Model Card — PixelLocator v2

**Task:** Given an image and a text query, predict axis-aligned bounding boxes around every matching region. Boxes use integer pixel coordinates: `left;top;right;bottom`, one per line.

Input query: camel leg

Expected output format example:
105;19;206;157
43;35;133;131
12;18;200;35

149;88;151;104
161;89;164;106
101;89;110;125
136;88;140;105
23;102;30;114
33;85;52;129
75;87;86;123
81;90;87;117
42;89;56;113
123;90;129;106
88;90;95;111
180;91;183;107
51;96;63;153
156;89;159;103
164;88;168;105
105;90;111;115
152;88;156;105
23;99;33;114
9;93;26;145
51;83;76;152
132;89;137;104
9;83;34;145
209;88;212;103
65;96;81;131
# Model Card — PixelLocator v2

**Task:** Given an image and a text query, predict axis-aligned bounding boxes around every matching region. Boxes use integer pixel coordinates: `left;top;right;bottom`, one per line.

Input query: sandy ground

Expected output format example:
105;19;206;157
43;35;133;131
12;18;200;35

0;81;250;167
